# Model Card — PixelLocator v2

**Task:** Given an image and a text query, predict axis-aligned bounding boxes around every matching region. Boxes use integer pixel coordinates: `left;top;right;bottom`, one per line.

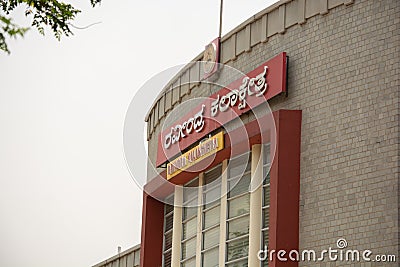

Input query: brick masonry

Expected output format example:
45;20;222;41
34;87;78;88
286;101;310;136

146;0;399;266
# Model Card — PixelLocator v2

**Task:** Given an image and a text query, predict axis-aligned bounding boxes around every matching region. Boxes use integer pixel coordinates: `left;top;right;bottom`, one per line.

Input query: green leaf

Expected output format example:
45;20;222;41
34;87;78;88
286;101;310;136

0;0;102;54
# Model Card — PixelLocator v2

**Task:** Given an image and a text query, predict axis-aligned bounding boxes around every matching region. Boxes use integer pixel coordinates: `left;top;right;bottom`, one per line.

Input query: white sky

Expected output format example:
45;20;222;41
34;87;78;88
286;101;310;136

0;1;278;266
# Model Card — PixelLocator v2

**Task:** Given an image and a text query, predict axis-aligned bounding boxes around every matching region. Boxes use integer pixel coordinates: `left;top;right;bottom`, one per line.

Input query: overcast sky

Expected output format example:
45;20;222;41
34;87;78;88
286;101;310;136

0;1;278;266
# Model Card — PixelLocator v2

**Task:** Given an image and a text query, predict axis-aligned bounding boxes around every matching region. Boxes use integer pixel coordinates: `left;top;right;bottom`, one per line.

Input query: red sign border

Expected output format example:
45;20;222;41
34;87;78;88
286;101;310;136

156;52;287;166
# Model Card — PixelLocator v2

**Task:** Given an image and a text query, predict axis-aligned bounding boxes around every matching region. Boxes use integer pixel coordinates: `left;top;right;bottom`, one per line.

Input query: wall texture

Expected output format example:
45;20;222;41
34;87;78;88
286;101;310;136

92;245;141;267
146;0;399;265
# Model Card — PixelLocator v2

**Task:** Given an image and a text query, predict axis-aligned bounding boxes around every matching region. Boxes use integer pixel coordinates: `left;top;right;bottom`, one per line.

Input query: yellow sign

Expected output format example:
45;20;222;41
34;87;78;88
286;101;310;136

167;131;224;180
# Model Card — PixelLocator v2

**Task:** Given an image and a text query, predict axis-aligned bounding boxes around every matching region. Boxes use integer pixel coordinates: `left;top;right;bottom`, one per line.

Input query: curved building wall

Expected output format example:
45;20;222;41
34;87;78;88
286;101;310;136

144;0;399;265
92;245;141;267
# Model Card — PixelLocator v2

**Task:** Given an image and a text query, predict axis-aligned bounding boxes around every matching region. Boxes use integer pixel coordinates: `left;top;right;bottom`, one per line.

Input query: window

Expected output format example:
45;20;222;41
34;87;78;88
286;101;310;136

201;165;222;267
181;178;199;267
164;148;267;266
162;195;174;267
226;153;251;266
181;257;196;267
261;144;271;267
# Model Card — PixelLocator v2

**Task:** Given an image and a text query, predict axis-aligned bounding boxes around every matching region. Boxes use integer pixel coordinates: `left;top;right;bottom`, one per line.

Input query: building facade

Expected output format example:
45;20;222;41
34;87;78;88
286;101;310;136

93;245;141;267
95;0;399;266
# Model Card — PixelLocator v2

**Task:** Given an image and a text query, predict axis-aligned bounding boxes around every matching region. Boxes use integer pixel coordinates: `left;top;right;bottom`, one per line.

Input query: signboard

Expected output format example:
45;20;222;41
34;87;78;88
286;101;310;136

202;37;220;79
157;52;287;166
166;131;224;180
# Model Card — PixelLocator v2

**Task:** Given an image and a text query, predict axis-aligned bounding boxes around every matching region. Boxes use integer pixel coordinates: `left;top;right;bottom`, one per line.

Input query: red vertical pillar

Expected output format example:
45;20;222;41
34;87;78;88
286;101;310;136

269;109;301;267
140;192;164;267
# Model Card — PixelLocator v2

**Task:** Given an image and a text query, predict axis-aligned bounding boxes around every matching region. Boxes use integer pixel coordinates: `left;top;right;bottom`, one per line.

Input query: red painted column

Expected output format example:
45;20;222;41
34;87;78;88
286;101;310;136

269;110;302;267
140;192;164;267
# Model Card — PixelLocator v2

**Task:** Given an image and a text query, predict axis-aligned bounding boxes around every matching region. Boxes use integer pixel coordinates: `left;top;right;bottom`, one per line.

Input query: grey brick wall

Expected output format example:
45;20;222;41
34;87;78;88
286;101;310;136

146;0;399;265
262;1;399;266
